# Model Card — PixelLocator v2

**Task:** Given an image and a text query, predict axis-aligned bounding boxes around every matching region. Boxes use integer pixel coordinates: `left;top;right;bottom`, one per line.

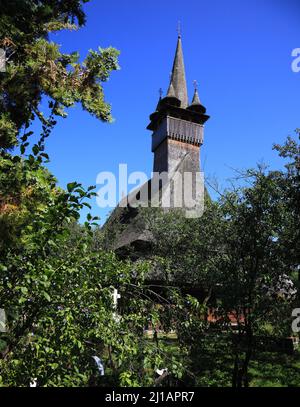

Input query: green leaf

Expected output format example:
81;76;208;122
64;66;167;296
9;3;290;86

40;153;49;160
32;145;40;155
20;287;28;295
43;292;51;302
67;182;78;192
82;202;92;209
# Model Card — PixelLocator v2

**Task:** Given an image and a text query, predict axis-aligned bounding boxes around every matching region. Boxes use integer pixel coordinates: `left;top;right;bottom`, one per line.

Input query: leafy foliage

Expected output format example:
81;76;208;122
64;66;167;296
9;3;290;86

0;1;299;388
0;1;196;387
0;134;198;386
141;131;300;387
0;0;119;149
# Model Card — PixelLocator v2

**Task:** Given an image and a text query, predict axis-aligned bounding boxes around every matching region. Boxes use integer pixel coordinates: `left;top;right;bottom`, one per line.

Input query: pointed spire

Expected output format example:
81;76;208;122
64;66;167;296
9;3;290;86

168;33;189;108
191;88;201;105
191;80;201;105
192;89;201;105
153;88;161;111
155;88;163;111
187;80;206;114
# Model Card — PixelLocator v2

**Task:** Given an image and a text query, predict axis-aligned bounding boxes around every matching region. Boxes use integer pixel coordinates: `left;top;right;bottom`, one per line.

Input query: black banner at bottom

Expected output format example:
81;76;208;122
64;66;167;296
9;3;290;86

0;387;300;405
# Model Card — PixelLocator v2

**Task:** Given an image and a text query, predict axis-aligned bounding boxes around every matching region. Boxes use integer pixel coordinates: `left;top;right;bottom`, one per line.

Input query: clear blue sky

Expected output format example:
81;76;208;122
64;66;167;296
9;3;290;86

37;0;300;223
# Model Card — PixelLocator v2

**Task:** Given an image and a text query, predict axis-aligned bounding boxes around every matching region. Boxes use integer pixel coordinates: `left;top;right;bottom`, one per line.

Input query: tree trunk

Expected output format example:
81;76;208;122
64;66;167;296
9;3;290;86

232;326;253;387
241;326;253;387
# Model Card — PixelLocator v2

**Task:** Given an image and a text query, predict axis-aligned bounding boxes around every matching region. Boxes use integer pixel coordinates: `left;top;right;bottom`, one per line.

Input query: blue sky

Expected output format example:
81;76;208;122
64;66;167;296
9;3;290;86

36;0;300;223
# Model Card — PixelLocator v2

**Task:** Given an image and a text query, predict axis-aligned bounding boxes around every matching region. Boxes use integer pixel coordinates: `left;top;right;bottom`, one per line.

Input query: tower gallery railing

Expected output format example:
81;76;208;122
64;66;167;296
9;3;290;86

152;116;204;151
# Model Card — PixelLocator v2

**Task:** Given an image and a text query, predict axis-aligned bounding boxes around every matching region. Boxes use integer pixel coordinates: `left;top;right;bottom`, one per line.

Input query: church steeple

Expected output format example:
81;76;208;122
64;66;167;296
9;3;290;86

187;81;206;114
168;35;189;108
147;32;210;176
104;31;211;250
191;86;201;105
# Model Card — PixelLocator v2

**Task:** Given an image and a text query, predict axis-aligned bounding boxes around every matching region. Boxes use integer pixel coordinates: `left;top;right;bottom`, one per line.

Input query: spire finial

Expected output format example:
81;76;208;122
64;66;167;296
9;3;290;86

191;80;201;106
167;30;188;108
156;88;163;111
177;21;181;38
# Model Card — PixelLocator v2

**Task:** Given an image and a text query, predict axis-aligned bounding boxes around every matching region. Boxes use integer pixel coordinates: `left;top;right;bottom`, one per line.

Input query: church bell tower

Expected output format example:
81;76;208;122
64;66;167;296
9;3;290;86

147;34;209;179
105;32;211;252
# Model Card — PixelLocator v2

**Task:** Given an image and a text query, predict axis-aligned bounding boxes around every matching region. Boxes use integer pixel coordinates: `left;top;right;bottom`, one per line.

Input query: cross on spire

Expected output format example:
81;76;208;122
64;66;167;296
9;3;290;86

177;21;181;38
192;80;201;106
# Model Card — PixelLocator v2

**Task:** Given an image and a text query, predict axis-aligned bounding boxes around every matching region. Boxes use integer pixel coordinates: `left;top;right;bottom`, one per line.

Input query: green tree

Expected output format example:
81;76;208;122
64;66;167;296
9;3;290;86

142;133;299;387
0;131;197;386
273;130;300;298
218;132;299;387
215;166;297;387
0;0;119;149
0;2;197;386
0;104;196;388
